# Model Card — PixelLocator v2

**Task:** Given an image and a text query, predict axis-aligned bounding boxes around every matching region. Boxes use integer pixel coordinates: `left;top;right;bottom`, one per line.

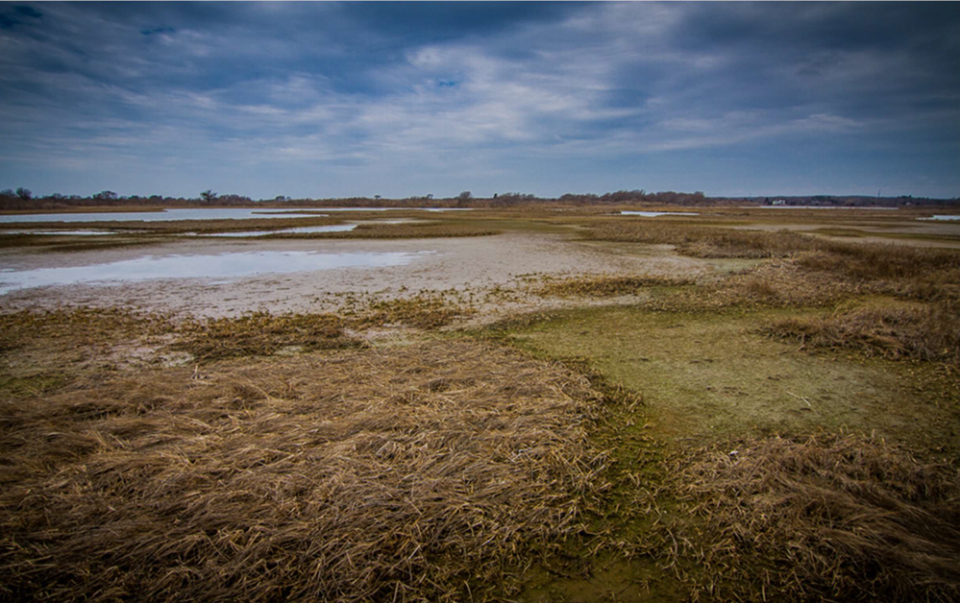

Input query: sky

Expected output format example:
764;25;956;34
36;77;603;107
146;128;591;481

0;1;958;200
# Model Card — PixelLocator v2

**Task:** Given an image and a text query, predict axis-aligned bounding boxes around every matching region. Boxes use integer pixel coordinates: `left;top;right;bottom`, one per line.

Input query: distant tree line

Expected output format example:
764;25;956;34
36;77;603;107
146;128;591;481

0;187;956;211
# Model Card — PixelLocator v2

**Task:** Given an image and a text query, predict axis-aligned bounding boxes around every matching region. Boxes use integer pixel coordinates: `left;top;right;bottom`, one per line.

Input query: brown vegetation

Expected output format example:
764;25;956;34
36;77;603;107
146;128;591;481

0;339;606;603
535;274;693;298
764;303;960;364
352;294;475;329
643;434;960;602
174;312;356;361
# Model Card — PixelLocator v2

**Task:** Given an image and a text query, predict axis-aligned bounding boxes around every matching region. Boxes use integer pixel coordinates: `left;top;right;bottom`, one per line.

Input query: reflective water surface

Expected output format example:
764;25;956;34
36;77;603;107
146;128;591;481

0;250;428;294
0;207;470;224
620;211;699;217
0;230;117;236
202;225;358;237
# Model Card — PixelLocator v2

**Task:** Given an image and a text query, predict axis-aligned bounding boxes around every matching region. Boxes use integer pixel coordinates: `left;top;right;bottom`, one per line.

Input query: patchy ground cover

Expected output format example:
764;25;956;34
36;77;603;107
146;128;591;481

0;311;608;603
1;206;959;602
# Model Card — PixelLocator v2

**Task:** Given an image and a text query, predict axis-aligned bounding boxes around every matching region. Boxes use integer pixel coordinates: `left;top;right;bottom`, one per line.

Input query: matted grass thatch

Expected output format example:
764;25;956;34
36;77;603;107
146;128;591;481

0;339;607;602
641;434;960;602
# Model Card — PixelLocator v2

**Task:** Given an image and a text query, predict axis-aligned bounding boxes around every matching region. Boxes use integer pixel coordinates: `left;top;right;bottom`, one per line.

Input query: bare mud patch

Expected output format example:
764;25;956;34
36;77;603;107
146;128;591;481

0;233;714;318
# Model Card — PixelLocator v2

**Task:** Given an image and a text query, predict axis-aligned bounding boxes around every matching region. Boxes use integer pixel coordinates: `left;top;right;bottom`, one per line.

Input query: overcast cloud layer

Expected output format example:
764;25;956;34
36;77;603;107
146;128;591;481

1;1;957;199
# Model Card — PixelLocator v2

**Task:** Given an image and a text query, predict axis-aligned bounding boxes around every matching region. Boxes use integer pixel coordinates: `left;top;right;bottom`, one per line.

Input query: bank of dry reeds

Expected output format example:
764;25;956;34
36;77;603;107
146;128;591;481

645;434;960;602
763;303;960;364
0;340;607;602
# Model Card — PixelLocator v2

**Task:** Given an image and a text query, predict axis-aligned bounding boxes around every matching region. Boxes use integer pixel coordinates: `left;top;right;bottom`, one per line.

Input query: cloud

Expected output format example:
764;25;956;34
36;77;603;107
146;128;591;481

0;1;957;198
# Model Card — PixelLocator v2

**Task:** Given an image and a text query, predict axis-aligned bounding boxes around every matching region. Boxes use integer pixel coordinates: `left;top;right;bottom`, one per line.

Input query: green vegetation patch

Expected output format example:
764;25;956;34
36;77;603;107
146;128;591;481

501;304;960;452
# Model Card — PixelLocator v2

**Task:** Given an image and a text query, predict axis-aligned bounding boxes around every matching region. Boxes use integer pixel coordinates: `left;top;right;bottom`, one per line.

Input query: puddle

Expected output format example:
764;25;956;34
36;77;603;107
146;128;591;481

0;208;329;224
0;207;471;224
756;205;898;210
0;229;117;236
620;211;698;217
0;250;429;294
919;215;960;221
201;225;357;237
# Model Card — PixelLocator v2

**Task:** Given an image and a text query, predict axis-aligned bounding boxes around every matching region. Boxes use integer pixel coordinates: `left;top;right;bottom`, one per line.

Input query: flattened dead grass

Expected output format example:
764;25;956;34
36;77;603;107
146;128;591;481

0;340;606;603
646;434;960;602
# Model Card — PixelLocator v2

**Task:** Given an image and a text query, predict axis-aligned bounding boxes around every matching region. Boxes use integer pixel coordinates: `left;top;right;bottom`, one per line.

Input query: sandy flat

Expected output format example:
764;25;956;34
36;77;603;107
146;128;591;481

0;232;714;317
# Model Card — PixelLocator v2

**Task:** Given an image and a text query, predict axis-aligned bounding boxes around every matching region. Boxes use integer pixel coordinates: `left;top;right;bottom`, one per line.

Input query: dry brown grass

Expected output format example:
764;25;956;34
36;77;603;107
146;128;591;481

0;308;169;353
535;274;693;298
589;220;960;299
174;312;357;361
644;434;960;602
0;339;607;603
349;294;476;329
586;221;818;259
763;303;960;364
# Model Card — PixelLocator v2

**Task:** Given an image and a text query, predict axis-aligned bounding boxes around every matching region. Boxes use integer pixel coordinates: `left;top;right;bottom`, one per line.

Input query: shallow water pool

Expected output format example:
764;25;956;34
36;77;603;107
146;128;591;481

620;211;699;217
202;225;358;237
0;250;428;294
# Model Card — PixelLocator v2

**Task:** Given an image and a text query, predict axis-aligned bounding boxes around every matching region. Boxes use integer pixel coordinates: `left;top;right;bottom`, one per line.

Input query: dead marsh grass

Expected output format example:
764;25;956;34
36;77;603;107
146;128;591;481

534;274;694;298
587;220;960;296
643;434;960;602
0;308;170;354
174;312;356;361
763;303;960;364
0;339;607;603
351;294;475;329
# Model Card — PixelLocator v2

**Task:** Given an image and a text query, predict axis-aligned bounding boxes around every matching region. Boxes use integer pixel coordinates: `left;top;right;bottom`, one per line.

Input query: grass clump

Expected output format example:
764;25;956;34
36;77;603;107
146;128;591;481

0;339;606;603
586;221;819;259
647;434;960;602
174;312;355;361
352;294;475;329
535;274;693;298
0;308;168;352
764;303;960;364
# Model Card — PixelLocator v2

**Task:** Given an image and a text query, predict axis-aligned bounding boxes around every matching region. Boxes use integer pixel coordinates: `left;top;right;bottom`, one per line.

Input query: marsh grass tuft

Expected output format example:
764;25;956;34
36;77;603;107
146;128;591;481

0;308;169;352
350;293;476;329
535;274;694;298
763;303;960;363
174;312;356;361
644;434;960;602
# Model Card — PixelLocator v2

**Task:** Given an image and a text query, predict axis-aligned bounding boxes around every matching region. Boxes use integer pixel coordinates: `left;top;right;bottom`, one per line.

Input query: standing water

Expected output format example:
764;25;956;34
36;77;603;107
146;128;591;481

0;250;429;294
